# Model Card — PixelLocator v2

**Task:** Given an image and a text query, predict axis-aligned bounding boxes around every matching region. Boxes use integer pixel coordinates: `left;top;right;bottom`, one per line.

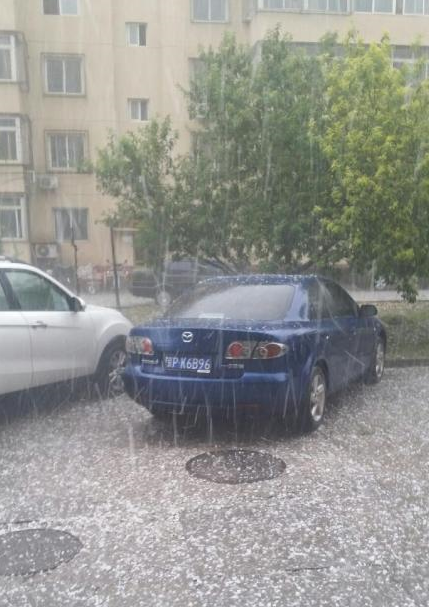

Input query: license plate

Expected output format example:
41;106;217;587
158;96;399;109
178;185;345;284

164;355;212;374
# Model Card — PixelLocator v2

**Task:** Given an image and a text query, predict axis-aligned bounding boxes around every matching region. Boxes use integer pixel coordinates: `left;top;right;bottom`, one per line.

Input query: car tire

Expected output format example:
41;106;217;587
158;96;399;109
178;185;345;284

364;338;385;385
156;289;171;308
295;365;327;434
94;339;126;399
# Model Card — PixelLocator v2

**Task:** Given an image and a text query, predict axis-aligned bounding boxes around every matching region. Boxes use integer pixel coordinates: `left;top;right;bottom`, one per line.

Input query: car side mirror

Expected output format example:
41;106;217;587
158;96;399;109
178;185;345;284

359;304;377;317
70;296;86;312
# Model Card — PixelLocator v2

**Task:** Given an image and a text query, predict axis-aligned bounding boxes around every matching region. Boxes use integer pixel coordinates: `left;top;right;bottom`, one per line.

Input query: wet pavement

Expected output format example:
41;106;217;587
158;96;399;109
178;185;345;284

0;368;429;606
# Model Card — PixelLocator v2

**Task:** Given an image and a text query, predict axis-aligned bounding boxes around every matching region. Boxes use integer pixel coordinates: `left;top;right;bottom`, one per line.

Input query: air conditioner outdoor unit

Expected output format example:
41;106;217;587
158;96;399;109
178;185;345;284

37;174;59;190
34;243;58;259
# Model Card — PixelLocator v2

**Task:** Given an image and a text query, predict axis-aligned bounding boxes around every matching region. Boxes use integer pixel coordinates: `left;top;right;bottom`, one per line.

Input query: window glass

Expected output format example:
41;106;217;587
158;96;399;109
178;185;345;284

323;282;358;317
403;0;428;11
328;0;348;9
374;0;394;10
54;207;88;240
5;270;70;311
0;117;19;162
46;57;64;92
0;280;9;311
65;57;81;92
61;0;78;14
48;132;86;169
307;282;331;320
43;0;78;15
307;0;327;9
194;0;210;19
168;283;295;320
354;0;394;9
45;55;83;94
264;0;285;7
354;0;373;9
210;0;227;20
129;99;148;121
43;0;59;13
49;134;67;167
0;202;24;238
0;34;14;81
127;23;146;46
193;0;227;20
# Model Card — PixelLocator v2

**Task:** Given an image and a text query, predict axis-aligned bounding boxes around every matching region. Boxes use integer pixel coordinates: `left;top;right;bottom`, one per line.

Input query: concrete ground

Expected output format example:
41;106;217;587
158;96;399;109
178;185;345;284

0;368;429;606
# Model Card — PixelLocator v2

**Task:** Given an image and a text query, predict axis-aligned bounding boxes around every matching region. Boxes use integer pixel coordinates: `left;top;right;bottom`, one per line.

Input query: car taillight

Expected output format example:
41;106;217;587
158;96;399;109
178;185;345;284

140;337;154;356
226;341;252;359
125;336;154;356
225;340;287;360
255;342;287;359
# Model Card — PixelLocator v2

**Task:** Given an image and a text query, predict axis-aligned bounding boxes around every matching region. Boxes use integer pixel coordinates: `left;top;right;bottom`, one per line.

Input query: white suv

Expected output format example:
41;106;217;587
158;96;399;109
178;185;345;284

0;258;132;398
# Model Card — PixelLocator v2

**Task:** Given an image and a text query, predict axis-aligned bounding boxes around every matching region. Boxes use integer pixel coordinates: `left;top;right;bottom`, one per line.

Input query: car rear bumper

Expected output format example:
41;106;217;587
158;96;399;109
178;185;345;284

122;364;296;415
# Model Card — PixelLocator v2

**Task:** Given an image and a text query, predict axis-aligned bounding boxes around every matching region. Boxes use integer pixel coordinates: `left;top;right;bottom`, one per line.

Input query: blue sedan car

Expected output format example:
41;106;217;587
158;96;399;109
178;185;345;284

122;275;386;432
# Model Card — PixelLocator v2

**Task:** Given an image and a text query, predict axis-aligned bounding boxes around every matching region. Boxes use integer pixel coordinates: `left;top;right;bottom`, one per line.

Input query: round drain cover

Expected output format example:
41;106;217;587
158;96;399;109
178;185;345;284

186;449;286;484
0;528;82;576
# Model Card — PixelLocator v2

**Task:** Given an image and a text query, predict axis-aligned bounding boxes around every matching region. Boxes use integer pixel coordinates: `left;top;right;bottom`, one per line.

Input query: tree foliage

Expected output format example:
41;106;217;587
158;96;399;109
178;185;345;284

179;30;333;270
320;34;429;300
95;118;179;271
95;30;429;300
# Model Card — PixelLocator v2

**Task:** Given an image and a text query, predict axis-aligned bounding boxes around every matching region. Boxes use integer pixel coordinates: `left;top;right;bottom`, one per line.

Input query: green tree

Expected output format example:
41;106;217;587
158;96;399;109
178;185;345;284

180;29;335;270
95;117;178;271
319;34;429;300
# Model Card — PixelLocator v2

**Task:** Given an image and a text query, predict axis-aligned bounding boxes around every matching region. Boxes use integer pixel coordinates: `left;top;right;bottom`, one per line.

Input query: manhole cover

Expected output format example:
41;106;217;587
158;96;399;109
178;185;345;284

0;529;82;576
186;449;286;484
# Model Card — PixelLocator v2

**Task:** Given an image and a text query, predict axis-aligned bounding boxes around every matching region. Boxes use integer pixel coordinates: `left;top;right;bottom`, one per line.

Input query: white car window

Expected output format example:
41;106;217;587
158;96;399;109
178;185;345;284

0;279;9;310
5;269;70;311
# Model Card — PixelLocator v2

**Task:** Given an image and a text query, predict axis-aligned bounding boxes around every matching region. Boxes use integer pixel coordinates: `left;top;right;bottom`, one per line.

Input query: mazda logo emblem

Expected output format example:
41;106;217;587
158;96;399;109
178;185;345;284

182;331;193;343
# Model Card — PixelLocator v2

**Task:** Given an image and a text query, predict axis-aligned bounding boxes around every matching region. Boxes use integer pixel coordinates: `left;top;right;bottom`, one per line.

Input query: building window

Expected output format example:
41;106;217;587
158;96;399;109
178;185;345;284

192;0;228;21
354;0;395;12
126;23;147;46
128;99;148;121
54;208;88;241
392;46;429;79
305;0;348;9
261;0;303;8
0;34;17;81
403;0;429;13
0;195;26;240
0;116;21;163
47;132;87;170
44;54;84;95
43;0;78;15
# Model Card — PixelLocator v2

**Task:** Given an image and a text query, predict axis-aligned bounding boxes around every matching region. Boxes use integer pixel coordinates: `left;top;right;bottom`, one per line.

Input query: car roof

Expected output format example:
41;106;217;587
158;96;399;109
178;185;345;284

198;274;321;287
0;260;31;270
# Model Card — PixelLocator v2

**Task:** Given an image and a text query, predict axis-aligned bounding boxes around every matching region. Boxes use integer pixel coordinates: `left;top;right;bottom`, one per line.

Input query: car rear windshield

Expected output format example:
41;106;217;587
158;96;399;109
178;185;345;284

167;283;295;321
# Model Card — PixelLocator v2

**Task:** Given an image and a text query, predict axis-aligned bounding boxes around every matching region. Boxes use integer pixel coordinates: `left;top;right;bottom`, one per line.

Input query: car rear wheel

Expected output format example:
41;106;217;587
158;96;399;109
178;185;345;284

295;365;327;434
94;339;126;398
364;338;385;384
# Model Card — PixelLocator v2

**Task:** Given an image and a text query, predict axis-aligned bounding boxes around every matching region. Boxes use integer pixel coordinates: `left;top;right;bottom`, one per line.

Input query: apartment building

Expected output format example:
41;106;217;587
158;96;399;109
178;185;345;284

1;0;428;268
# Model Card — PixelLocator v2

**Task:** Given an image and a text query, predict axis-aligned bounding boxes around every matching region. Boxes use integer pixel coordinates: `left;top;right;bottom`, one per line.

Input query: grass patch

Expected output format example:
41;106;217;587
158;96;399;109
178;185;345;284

376;302;429;361
122;300;429;362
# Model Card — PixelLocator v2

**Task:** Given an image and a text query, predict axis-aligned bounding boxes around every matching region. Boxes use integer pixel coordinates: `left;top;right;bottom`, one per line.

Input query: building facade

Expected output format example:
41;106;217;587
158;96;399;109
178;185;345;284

1;0;428;268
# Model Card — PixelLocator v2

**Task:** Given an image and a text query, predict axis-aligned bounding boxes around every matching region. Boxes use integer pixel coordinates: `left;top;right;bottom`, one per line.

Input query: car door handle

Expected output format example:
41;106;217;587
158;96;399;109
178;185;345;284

31;321;48;329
